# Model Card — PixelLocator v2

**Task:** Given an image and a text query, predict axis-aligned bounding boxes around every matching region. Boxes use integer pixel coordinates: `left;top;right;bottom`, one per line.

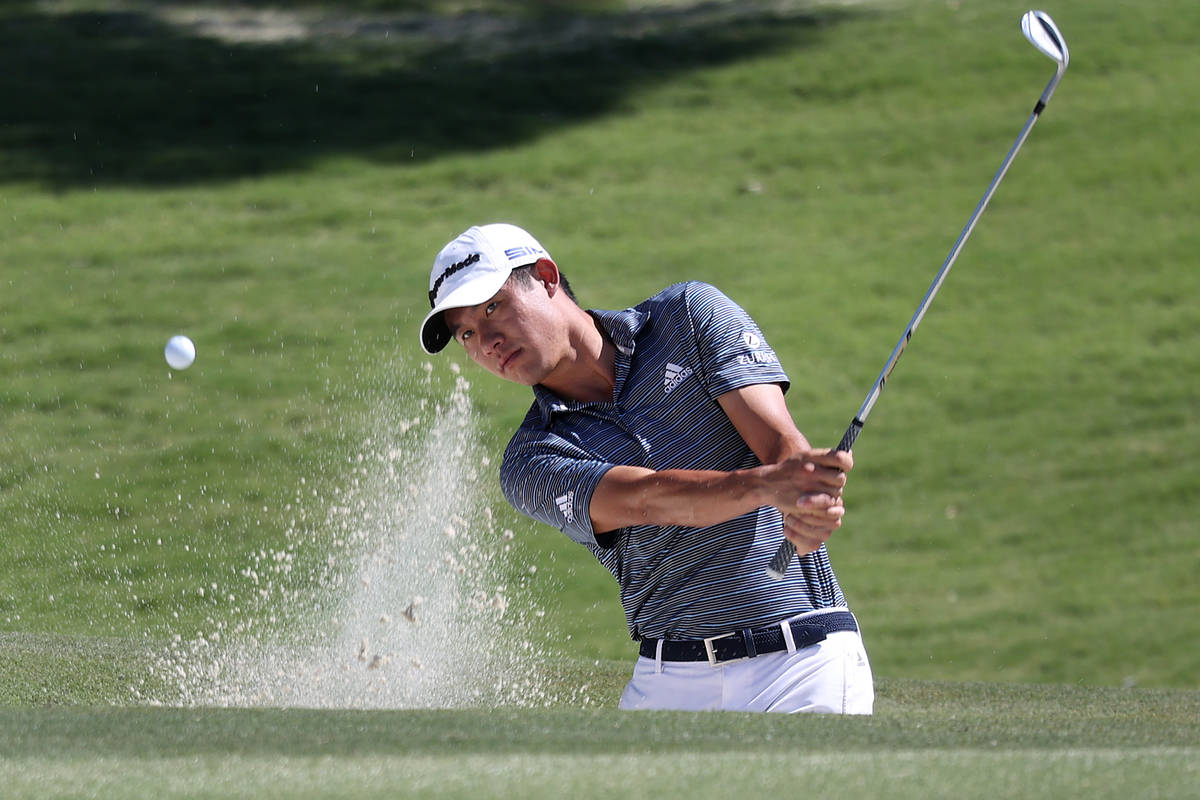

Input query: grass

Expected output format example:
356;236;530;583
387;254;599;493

1;664;1197;799
4;749;1194;800
0;0;1198;794
2;0;1198;682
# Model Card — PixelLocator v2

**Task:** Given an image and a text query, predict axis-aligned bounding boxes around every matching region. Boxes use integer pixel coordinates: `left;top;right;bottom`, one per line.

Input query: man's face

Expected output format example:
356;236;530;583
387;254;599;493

443;271;566;387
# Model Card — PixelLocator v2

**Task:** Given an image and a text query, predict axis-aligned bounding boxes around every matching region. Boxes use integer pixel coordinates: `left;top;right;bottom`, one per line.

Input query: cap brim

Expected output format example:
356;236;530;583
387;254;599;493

420;309;452;354
418;270;511;354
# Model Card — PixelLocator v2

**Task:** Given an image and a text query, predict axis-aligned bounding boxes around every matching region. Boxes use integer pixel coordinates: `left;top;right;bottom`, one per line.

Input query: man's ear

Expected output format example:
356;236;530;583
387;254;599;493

532;258;561;295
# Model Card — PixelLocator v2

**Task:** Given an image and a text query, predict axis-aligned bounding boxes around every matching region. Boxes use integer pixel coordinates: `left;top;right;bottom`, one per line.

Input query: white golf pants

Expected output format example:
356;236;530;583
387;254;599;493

618;615;874;714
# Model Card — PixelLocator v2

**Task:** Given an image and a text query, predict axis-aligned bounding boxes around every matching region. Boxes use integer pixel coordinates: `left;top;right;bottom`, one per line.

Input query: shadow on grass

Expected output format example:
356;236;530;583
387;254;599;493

0;0;856;187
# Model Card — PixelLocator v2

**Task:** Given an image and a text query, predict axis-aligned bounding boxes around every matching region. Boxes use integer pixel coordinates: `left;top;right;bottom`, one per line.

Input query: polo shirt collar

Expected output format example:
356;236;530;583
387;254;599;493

531;306;650;422
589;307;647;357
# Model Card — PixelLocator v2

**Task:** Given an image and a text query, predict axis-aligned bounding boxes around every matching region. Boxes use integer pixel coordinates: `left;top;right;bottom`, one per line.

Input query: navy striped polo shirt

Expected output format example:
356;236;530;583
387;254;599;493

500;281;847;641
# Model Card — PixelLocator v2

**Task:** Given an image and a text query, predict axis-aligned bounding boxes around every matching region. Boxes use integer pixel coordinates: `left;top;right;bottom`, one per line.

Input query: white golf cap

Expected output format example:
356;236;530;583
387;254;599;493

419;223;550;354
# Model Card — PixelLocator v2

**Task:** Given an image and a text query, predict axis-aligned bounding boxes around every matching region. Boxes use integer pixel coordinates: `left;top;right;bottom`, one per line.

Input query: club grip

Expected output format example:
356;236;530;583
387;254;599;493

765;418;863;581
834;418;864;454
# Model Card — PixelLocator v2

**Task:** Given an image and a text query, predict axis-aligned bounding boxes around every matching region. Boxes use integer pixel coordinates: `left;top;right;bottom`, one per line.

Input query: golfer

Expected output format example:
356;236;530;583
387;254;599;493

419;223;873;713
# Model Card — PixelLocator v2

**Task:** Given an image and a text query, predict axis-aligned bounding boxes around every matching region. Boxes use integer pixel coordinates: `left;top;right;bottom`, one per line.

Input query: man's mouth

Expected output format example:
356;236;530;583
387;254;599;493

499;349;521;372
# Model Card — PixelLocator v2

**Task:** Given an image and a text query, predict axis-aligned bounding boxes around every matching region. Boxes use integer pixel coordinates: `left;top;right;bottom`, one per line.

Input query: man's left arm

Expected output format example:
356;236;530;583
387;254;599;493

717;383;853;554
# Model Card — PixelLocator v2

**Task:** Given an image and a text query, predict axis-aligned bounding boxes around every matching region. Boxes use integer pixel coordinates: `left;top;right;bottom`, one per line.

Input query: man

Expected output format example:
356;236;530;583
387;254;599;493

419;223;873;713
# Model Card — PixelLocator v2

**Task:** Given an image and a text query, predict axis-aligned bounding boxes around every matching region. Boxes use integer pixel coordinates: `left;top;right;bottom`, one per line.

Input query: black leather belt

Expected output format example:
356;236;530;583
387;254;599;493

638;611;858;667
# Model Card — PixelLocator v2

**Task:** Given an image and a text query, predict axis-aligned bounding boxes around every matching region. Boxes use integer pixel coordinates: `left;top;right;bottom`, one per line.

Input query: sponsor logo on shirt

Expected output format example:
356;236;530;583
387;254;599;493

555;490;575;524
737;351;779;366
663;362;694;395
738;329;778;366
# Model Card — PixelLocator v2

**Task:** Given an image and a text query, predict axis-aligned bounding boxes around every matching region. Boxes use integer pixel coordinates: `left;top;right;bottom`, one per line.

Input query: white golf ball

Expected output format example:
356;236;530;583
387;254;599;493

165;335;196;370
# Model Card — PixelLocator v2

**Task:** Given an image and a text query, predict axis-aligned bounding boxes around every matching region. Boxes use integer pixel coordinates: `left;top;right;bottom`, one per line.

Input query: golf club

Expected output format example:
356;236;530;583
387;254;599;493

766;10;1069;580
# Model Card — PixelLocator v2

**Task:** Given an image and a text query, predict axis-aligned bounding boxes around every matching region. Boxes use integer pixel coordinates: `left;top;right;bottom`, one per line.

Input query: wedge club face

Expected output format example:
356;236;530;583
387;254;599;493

1022;10;1069;70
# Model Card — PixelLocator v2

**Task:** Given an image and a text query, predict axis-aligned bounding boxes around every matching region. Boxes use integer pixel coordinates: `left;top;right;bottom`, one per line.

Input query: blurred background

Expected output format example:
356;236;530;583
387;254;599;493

1;0;1196;703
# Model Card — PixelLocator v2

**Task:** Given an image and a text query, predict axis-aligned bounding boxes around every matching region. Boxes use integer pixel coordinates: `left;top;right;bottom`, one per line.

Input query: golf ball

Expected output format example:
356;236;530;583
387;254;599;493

165;335;196;370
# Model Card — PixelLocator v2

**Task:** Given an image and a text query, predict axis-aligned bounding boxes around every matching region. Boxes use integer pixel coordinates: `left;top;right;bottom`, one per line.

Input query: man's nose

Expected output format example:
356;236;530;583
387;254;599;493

479;323;503;355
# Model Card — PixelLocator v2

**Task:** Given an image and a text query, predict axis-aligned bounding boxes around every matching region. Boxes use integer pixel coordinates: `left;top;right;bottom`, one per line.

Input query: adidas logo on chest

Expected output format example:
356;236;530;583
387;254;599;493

663;362;694;395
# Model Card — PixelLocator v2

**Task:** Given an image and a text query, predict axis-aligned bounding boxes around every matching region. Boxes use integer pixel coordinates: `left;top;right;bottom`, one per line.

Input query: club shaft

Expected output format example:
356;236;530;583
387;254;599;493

860;106;1041;424
766;76;1060;581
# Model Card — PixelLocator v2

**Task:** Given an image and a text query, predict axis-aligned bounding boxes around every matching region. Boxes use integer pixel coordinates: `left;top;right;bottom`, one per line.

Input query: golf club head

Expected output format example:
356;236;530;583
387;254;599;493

1022;10;1069;71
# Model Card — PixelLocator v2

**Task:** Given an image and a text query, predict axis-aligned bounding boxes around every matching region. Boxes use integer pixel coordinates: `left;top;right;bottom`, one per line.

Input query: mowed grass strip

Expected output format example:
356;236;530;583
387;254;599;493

3;750;1197;800
1;680;1197;799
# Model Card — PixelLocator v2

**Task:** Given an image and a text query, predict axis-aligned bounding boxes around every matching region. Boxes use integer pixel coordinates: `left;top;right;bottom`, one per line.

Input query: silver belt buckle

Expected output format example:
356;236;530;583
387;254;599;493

702;632;748;668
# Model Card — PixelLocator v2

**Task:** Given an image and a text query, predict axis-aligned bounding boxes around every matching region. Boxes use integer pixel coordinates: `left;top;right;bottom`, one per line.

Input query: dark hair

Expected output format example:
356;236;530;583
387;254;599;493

511;263;577;303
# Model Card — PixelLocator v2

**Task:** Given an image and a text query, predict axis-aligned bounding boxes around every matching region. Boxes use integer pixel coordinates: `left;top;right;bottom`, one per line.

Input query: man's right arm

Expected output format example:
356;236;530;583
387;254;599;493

589;454;849;539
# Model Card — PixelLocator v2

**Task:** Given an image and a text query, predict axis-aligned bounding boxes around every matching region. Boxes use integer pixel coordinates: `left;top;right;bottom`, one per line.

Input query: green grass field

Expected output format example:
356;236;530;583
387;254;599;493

2;664;1198;799
2;0;1198;796
2;632;1198;799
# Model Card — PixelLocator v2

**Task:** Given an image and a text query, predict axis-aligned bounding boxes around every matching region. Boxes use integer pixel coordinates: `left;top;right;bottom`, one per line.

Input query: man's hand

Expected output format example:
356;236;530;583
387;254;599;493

717;385;855;555
763;449;853;556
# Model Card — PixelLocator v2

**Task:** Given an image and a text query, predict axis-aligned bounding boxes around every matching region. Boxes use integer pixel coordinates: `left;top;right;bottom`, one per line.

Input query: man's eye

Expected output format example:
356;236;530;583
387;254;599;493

460;330;474;343
485;302;498;315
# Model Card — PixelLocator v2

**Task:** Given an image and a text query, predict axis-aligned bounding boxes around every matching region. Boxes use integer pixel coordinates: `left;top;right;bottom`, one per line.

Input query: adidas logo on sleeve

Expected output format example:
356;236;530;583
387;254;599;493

555;490;576;524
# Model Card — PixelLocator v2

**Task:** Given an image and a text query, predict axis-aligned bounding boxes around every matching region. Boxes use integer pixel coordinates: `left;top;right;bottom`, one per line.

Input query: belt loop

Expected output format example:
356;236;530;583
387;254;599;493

780;619;797;654
742;628;757;659
655;639;664;673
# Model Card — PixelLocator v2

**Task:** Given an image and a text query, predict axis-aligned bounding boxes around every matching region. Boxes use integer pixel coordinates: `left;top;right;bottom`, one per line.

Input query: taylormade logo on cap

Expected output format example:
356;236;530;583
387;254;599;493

428;252;480;306
419;223;550;354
